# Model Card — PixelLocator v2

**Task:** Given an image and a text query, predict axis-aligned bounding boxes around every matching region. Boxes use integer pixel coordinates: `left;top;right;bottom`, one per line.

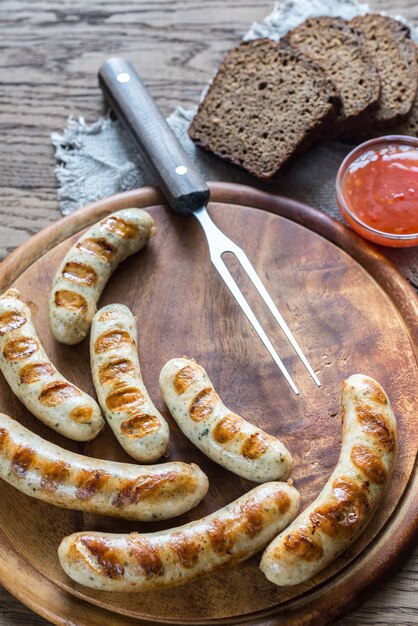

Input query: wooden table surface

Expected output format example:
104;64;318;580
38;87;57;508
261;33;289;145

0;1;417;624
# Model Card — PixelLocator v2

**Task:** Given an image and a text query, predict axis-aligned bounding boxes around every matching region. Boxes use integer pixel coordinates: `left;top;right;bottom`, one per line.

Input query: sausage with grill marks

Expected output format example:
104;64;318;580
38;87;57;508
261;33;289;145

49;208;156;345
0;412;208;520
159;358;293;482
0;289;104;441
90;304;169;462
58;481;300;591
260;374;397;586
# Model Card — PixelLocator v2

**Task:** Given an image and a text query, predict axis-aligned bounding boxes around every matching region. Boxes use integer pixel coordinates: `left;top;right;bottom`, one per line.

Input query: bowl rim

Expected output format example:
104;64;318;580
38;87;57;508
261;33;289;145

336;134;418;241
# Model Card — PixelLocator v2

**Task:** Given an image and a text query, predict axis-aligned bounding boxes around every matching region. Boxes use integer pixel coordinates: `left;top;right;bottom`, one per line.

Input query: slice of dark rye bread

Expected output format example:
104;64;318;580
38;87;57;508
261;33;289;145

282;16;380;132
349;14;417;127
188;39;340;179
354;45;418;139
396;46;418;136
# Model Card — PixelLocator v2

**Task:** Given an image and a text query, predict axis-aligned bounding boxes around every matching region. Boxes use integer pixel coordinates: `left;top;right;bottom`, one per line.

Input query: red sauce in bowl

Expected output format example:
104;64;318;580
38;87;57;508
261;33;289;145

337;136;418;247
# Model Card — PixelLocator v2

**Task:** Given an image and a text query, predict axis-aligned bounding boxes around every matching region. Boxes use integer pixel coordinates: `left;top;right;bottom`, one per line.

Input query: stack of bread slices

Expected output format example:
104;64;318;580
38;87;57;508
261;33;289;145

188;14;418;179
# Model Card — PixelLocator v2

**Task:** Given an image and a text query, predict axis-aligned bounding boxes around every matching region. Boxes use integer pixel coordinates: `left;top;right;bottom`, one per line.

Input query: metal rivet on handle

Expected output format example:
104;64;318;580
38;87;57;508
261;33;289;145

175;165;188;175
117;72;130;83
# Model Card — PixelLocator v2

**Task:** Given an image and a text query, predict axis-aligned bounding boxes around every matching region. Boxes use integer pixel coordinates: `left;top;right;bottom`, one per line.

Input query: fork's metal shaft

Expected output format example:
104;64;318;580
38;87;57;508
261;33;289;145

233;251;321;388
206;247;300;395
195;206;319;394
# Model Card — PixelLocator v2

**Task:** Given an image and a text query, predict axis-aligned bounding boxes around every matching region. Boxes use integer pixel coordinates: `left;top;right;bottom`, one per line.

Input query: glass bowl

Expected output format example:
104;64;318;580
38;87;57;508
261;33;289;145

336;135;418;247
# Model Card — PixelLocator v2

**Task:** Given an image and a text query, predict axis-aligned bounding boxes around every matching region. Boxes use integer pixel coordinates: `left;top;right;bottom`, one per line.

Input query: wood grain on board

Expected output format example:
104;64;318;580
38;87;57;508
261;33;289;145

0;185;417;625
0;1;418;625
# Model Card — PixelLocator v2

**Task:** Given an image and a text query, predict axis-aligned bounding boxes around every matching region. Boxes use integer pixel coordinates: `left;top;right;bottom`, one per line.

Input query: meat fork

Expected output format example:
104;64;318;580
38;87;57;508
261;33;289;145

99;58;320;395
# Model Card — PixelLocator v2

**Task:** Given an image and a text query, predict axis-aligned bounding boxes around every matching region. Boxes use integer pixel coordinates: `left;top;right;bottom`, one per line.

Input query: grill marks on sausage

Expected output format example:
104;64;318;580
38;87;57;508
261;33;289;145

112;481;144;508
208;500;269;556
334;474;370;519
276;491;291;515
0;310;26;335
129;537;164;577
54;290;87;314
362;379;388;405
0;428;9;450
211;496;288;555
11;446;34;478
355;402;395;452
80;536;125;579
241;432;271;459
8;442;70;491
76;469;111;500
77;237;116;262
95;330;132;354
351;444;387;485
98;308;120;323
3;337;38;361
62;261;98;286
112;472;194;509
333;476;370;517
102;216;139;239
99;358;135;384
121;414;161;438
189;387;219;422
112;475;165;508
207;517;237;555
19;362;55;384
106;387;145;412
70;405;94;423
40;460;70;491
282;530;323;561
213;413;243;444
240;501;266;538
38;381;81;407
169;532;201;568
173;364;199;395
310;477;370;540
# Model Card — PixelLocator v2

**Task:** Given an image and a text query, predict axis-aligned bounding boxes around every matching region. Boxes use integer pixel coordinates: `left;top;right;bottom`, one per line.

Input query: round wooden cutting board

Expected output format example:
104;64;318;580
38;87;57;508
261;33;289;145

0;183;417;626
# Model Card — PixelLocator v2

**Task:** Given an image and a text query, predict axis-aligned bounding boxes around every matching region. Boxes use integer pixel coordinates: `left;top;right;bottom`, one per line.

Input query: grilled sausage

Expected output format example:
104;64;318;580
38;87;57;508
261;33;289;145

0;289;104;441
159;358;293;482
49;208;156;345
0;412;208;521
260;374;397;586
90;304;169;462
58;481;300;591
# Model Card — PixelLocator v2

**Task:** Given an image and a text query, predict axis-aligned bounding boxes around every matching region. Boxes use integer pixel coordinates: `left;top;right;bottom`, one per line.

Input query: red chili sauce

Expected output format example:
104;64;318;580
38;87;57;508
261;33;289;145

343;143;418;236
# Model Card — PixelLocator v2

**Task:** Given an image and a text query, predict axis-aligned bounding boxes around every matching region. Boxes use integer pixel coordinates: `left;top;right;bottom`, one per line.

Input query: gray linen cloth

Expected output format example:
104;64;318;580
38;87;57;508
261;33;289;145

51;0;417;230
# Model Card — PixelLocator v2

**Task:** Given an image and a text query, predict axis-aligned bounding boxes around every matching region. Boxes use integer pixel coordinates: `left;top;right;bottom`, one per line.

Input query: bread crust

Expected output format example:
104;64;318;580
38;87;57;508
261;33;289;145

283;16;380;133
349;14;417;127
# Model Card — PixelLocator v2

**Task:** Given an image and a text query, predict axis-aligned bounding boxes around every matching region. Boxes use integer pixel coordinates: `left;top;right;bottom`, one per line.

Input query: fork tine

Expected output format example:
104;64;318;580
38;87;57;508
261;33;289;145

194;205;318;394
232;247;321;387
211;254;300;395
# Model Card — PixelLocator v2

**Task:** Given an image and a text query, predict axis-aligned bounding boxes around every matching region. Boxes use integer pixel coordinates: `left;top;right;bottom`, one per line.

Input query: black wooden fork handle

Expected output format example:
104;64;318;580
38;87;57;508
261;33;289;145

99;57;210;214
